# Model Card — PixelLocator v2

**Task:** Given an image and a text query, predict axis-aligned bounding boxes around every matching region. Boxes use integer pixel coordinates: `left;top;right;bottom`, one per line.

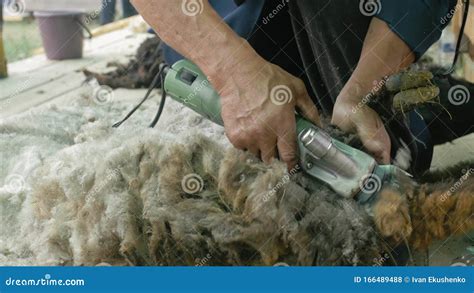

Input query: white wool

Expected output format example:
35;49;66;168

0;94;226;265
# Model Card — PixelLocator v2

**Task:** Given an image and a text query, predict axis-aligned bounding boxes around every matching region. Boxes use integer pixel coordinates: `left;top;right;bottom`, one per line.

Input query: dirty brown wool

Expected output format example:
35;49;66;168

27;133;473;266
0;98;472;266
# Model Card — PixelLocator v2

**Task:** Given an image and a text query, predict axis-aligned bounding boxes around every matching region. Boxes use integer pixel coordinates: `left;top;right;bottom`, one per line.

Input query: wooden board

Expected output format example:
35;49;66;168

452;2;474;42
6;26;142;76
452;2;474;82
0;30;150;99
0;27;152;118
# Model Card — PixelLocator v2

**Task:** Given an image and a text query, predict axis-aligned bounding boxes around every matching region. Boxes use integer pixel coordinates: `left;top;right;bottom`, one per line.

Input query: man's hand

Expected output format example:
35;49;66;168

331;17;415;164
332;99;390;163
217;55;320;169
131;0;319;169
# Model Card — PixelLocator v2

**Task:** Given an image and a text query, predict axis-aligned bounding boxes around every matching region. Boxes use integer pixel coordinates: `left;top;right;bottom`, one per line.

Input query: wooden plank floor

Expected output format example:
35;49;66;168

0;27;151;118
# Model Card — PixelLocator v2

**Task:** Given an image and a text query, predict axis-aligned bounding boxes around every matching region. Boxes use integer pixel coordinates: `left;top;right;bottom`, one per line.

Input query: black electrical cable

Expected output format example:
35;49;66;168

149;72;167;128
441;0;470;76
112;64;168;128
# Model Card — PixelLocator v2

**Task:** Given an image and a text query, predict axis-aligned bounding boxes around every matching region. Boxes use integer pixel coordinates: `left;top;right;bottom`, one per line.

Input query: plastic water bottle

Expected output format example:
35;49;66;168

439;28;456;69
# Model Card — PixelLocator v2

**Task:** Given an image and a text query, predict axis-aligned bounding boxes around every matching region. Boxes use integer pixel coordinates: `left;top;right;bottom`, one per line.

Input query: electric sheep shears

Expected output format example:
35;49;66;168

114;59;412;204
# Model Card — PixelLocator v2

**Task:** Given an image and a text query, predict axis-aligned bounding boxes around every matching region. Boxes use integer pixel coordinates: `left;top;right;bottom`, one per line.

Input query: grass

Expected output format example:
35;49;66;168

3;18;42;62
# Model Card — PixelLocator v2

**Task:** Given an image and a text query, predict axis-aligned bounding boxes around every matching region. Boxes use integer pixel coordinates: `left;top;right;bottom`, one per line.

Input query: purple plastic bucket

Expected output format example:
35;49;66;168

35;11;85;60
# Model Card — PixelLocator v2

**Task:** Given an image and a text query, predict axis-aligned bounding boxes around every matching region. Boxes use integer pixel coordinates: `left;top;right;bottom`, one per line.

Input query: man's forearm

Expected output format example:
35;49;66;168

131;0;259;88
338;17;415;103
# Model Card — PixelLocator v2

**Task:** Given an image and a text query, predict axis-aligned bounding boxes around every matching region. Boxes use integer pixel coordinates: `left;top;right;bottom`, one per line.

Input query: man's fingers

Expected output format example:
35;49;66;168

260;140;277;164
296;92;322;127
356;122;391;164
248;146;260;158
226;125;261;158
277;119;298;169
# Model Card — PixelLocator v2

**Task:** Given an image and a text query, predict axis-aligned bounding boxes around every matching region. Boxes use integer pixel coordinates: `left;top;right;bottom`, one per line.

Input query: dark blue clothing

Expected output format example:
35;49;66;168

159;0;459;175
100;0;137;25
377;0;458;60
163;0;456;63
